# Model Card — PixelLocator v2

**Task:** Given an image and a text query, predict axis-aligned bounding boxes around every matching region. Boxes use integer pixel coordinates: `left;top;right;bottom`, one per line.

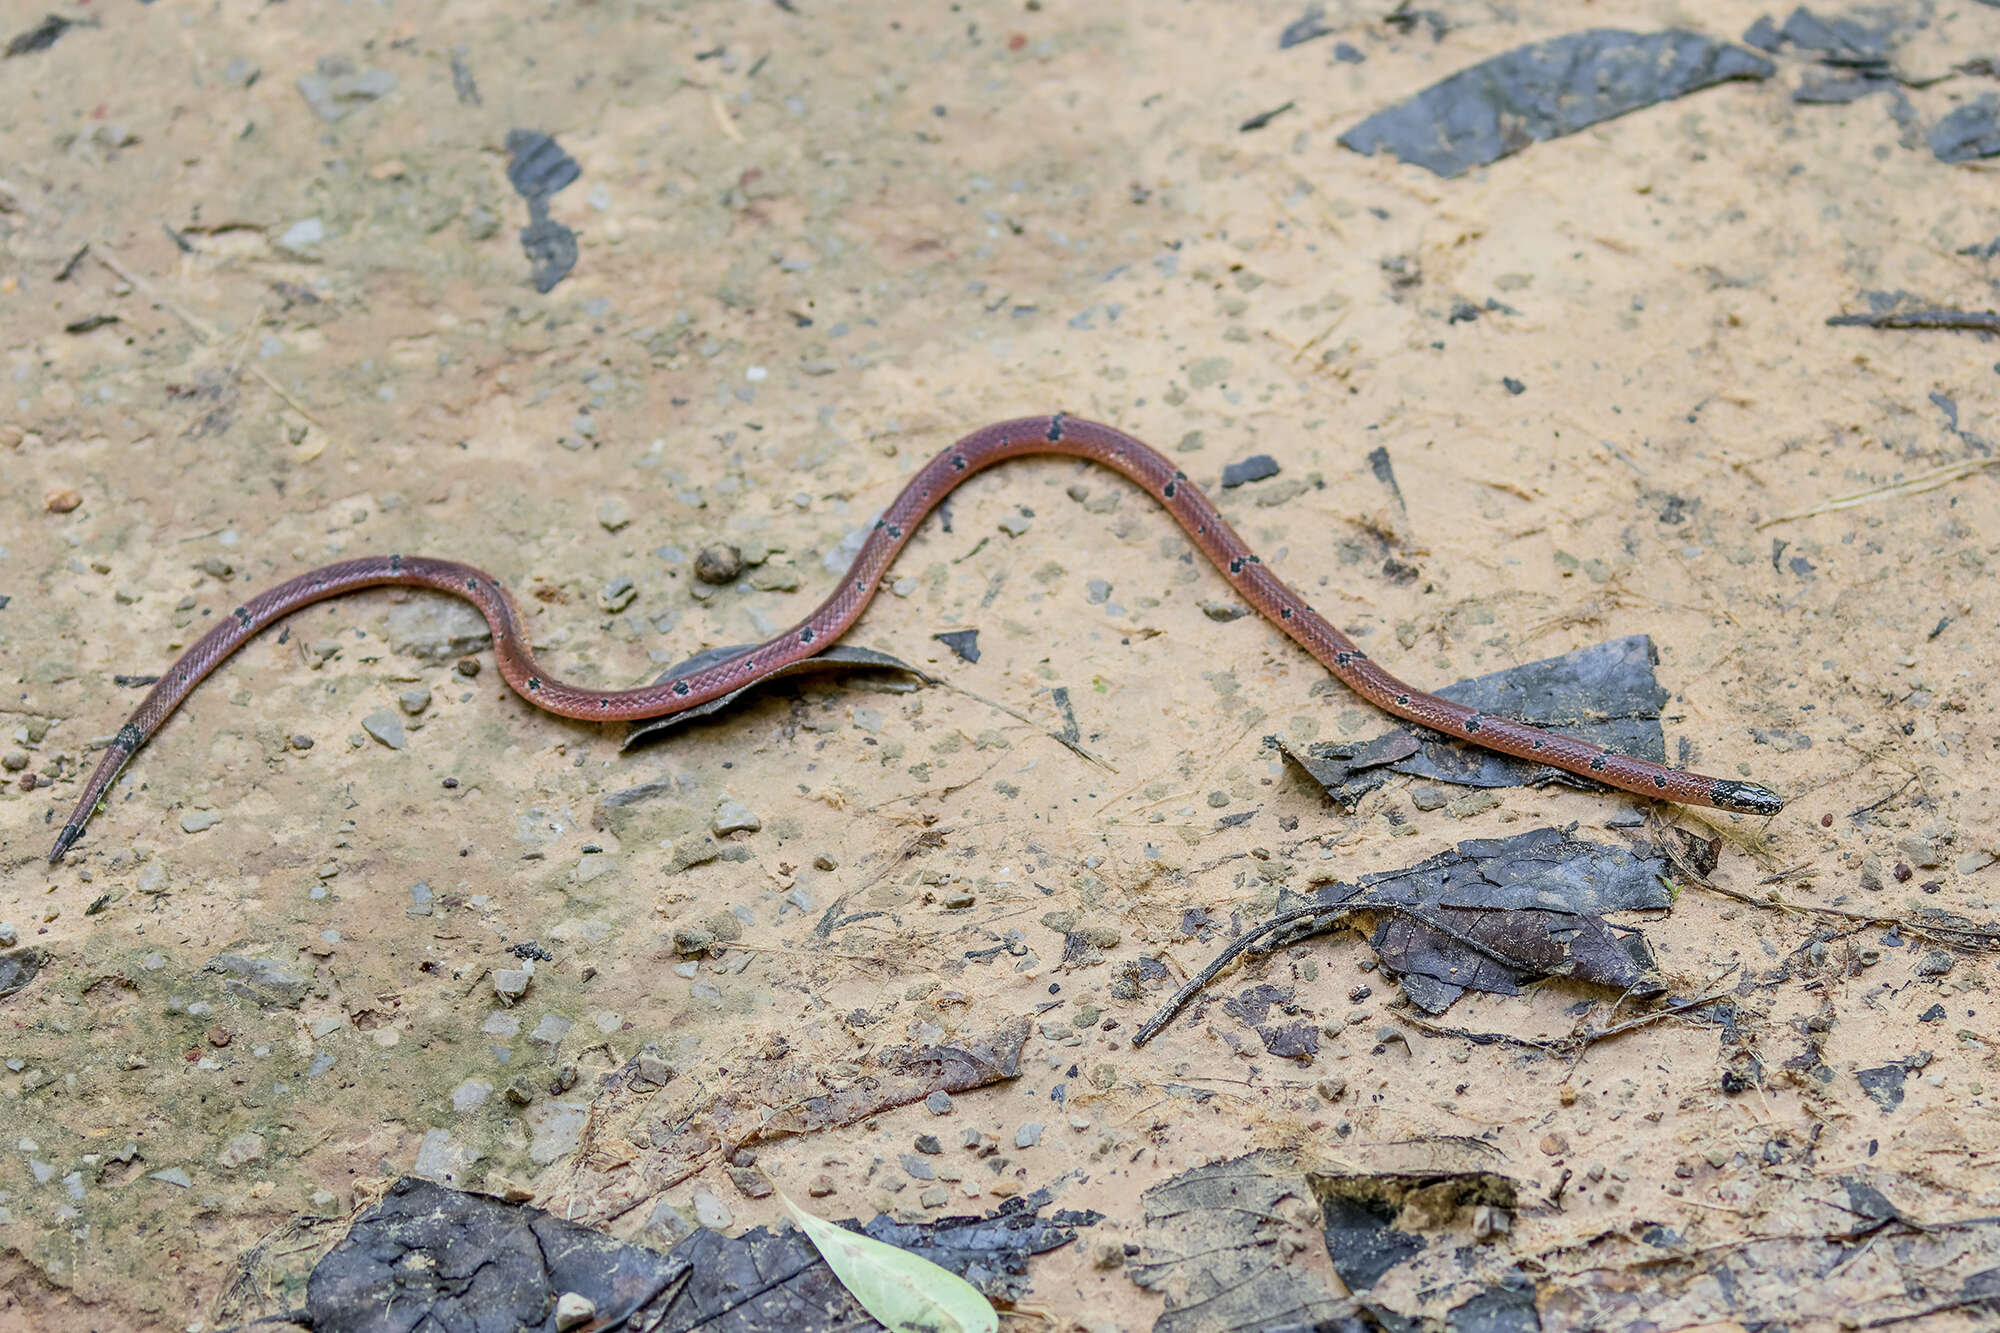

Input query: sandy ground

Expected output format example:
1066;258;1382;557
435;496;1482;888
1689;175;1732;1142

2;0;1997;1328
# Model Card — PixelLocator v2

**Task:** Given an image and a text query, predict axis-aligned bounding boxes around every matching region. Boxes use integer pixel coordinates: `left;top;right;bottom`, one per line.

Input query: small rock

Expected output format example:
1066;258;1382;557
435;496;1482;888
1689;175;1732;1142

1860;854;1886;892
44;487;83;513
694;544;743;584
808;1174;837;1197
813;853;838;871
671;925;716;956
529;1014;573;1047
1015;1121;1044;1149
290;733;315;750
0;924;15;948
148;1167;193;1189
279;217;326;249
1472;1204;1511;1241
180;809;222;834
900;1153;936;1181
1198;600;1247;622
1914;950;1955;977
997;509;1033;537
713;798;762;835
554;1292;597;1332
1448;790;1502;818
1084;578;1112;605
361;709;406;749
387;598;492;663
1221;454;1280;488
1315;1077;1347;1102
206;954;309;1009
635;1052;673;1085
398;688;432;716
216;1132;267;1169
600;576;637;613
296;59;397;124
0;749;27;772
925;1090;954;1115
728;1165;773;1198
1539;1132;1570;1157
597;497;632;532
748;562;800;592
642;1201;695;1246
1410;785;1447;812
491;966;534;1004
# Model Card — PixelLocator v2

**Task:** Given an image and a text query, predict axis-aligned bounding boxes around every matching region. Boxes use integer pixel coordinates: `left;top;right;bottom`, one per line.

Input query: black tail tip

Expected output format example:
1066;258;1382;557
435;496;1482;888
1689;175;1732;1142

48;823;82;864
1710;780;1785;817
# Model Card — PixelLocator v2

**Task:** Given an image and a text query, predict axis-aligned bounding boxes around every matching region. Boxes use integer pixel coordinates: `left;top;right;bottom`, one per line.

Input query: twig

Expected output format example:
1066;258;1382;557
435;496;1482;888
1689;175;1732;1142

1132;902;1352;1046
1827;308;2000;332
1758;456;2000;529
939;682;1117;773
1849;774;1918;819
1395;974;1741;1055
94;245;326;431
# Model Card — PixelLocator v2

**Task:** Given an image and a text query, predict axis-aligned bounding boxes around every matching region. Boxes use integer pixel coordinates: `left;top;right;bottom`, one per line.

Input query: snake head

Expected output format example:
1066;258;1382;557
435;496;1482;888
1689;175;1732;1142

1708;780;1784;817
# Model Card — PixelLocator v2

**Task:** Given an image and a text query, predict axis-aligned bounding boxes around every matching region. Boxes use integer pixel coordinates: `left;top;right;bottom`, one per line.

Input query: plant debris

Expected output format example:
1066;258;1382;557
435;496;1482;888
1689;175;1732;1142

1340;29;1774;177
1269;635;1673;808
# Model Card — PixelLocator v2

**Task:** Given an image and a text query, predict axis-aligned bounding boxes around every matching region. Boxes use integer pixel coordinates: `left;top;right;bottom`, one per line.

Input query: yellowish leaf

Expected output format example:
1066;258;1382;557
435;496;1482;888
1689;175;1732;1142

770;1177;998;1333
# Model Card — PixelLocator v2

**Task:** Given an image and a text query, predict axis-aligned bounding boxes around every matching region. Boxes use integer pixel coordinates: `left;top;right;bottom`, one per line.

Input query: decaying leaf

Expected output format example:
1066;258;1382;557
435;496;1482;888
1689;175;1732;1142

624;641;935;748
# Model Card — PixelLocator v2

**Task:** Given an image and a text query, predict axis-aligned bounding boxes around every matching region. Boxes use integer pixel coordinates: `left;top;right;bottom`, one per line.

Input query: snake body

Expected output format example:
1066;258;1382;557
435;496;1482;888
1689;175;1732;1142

49;414;1781;862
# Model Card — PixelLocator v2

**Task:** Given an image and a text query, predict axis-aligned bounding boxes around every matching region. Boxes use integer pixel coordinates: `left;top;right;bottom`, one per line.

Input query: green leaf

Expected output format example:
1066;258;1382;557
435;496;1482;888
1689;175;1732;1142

770;1177;998;1333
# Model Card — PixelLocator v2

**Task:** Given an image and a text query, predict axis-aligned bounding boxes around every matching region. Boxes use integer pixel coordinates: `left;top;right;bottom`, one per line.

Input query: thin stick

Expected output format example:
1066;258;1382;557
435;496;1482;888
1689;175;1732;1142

1758;456;2000;529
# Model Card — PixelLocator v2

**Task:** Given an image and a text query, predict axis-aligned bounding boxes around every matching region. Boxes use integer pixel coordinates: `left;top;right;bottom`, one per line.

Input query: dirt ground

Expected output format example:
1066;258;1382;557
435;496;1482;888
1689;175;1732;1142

3;0;1997;1328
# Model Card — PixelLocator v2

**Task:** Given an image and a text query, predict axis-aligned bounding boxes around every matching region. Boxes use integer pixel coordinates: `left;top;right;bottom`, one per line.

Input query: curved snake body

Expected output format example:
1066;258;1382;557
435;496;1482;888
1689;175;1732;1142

50;414;1782;862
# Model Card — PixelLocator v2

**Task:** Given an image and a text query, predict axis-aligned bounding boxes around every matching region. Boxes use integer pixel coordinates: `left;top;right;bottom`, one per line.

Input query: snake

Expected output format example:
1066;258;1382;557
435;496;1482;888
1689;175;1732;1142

48;413;1783;863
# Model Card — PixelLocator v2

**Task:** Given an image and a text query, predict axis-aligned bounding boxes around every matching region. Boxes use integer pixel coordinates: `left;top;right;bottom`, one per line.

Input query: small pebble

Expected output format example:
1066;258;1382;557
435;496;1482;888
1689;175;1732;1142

362;709;406;749
925;1090;953;1115
0;923;16;947
398;688;431;716
597;498;632;532
290;733;314;750
455;656;481;677
216;1132;266;1169
44;488;83;513
694;543;743;584
1915;950;1955;977
1015;1121;1044;1149
600;576;637;613
0;749;27;772
713;799;762;835
997;510;1033;537
180;809;222;835
554;1292;597;1332
491;966;534;1004
1220;455;1279;488
813;853;838;871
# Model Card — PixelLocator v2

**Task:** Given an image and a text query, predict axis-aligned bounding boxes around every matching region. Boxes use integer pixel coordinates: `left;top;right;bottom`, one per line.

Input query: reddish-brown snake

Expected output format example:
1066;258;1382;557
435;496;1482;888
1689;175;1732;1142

50;414;1782;862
